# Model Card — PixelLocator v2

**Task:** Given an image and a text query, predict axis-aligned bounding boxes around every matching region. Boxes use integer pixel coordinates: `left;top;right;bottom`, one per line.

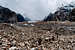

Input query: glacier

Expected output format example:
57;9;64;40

0;0;75;20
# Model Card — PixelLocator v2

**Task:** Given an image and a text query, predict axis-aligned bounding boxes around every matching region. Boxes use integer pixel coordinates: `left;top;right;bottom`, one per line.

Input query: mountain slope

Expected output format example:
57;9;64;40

44;2;75;21
0;6;30;23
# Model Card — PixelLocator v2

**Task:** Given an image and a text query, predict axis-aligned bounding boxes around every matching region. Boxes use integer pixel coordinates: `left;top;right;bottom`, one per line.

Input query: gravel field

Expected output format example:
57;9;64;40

0;21;75;50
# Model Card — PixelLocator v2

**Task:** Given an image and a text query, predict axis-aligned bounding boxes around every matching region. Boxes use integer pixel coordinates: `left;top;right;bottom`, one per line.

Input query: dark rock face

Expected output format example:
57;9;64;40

54;8;70;21
16;14;31;22
0;6;17;23
16;14;25;22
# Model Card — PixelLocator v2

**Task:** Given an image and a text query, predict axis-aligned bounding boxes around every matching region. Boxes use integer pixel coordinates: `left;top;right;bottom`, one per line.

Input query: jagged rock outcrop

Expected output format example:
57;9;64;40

54;7;71;21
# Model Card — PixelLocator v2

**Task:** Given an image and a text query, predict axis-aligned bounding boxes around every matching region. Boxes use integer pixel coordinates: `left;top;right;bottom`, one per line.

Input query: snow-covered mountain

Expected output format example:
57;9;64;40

0;0;75;20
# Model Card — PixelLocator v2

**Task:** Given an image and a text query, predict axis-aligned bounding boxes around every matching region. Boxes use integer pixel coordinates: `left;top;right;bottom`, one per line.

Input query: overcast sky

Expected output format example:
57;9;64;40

0;0;74;20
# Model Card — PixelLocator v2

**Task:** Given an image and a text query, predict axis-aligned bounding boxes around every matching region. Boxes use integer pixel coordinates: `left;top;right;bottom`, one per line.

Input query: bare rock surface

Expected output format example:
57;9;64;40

0;21;75;50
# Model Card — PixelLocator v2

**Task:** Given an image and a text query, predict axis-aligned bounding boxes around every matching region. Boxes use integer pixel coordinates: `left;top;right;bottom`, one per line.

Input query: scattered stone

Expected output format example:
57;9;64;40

0;21;75;50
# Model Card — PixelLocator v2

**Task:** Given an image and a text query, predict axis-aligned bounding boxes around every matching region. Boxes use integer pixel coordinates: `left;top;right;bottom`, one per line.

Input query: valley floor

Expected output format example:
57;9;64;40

0;21;75;50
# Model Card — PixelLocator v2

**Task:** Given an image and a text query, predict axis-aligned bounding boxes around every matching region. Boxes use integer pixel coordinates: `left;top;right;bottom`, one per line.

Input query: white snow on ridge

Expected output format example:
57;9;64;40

0;0;75;20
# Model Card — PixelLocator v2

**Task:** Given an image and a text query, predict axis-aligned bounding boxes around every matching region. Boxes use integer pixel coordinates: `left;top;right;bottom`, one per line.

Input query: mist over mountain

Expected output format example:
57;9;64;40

0;0;75;20
44;2;75;21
